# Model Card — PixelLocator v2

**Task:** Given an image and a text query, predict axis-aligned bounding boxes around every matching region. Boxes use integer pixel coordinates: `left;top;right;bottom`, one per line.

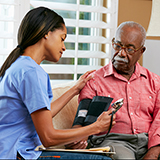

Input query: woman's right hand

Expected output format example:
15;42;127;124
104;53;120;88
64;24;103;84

65;109;116;149
95;109;116;134
73;70;95;95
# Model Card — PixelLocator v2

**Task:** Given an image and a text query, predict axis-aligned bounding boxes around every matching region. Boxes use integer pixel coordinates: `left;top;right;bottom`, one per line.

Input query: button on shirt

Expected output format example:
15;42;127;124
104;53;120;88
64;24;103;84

79;61;160;149
0;56;53;159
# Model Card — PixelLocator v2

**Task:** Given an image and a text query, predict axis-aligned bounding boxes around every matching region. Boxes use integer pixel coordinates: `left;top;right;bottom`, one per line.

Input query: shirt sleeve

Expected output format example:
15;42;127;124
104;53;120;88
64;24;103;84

18;68;53;114
74;73;100;126
148;88;160;149
78;77;98;103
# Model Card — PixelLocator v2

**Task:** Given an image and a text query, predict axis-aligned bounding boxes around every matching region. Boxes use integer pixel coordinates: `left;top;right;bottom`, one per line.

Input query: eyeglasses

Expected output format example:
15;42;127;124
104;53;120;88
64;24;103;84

112;38;143;55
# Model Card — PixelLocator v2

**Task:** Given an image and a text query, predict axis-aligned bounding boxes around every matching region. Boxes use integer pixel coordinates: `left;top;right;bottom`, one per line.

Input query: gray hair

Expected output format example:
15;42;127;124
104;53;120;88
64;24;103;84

116;21;146;46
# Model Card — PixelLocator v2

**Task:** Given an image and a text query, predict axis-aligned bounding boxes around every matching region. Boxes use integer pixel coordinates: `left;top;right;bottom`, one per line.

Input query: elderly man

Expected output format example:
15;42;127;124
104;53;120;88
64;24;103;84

66;21;160;160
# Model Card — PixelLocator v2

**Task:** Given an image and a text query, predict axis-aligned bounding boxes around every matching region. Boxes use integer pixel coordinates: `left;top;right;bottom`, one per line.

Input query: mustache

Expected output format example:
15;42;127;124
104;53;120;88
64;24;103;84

113;56;128;63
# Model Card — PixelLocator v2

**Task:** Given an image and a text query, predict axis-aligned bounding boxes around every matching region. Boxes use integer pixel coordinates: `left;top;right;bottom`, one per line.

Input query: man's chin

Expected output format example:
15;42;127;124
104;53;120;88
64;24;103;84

114;64;125;71
116;70;129;75
113;65;129;75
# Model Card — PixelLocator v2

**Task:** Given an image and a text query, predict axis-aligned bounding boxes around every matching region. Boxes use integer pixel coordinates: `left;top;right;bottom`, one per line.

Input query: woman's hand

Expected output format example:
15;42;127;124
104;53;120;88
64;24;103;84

95;109;116;133
65;138;88;149
50;70;95;117
65;109;116;149
73;70;95;95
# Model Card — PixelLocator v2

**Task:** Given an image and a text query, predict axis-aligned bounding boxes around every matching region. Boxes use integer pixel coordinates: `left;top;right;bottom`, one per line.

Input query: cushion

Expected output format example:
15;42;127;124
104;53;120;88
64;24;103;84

50;82;79;149
52;82;78;130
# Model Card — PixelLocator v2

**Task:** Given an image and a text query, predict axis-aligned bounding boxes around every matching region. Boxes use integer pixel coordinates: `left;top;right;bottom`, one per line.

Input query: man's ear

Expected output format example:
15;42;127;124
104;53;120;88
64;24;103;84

141;47;146;53
138;47;146;61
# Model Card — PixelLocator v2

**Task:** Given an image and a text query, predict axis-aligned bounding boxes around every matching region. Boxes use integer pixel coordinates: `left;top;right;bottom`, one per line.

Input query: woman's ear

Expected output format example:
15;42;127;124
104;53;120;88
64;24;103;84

44;35;48;39
44;31;51;39
44;32;50;39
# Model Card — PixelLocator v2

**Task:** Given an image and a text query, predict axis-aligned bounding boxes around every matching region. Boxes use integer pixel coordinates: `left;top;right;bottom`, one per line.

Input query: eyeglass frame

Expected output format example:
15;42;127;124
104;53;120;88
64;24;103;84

112;38;144;55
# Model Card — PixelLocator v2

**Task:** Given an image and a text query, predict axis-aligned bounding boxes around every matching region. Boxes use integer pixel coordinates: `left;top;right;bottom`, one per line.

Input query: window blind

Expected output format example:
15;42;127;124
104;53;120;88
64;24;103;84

30;0;118;85
0;0;118;86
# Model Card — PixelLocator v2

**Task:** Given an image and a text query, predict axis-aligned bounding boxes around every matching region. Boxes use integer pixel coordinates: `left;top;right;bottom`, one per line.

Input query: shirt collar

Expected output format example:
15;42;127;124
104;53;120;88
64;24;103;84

103;60;147;79
133;62;147;79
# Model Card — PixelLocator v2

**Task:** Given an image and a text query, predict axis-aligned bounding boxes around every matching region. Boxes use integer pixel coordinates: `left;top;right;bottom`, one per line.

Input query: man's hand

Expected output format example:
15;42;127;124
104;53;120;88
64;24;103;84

143;146;160;160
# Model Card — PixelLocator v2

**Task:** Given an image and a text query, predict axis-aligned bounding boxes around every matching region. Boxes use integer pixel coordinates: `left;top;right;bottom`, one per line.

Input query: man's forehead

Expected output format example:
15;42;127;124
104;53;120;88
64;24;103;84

114;38;136;48
115;32;141;46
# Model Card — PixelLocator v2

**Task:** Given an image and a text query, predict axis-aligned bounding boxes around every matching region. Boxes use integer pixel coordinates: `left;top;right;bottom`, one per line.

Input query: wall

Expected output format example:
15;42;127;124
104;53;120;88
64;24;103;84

118;0;160;76
118;0;152;30
143;39;160;76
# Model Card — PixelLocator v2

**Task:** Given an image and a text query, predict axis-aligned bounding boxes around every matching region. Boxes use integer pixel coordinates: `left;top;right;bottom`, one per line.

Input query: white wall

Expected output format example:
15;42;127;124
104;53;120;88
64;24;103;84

143;39;160;76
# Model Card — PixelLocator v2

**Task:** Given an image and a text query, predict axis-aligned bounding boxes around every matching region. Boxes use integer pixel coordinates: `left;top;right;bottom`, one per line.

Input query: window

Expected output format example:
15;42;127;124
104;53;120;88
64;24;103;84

0;0;15;66
0;0;29;67
0;0;118;86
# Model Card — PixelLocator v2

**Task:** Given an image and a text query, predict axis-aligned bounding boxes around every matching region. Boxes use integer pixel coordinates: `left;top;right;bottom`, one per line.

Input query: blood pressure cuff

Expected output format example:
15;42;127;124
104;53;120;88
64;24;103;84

73;99;92;126
73;96;113;127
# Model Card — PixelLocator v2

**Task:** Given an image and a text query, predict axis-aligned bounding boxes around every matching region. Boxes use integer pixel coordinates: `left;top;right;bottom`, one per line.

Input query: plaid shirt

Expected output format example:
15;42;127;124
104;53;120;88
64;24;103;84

79;61;160;149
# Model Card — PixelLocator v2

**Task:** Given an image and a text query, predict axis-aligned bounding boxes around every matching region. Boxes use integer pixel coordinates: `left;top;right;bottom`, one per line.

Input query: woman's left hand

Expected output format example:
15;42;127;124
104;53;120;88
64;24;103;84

74;70;95;95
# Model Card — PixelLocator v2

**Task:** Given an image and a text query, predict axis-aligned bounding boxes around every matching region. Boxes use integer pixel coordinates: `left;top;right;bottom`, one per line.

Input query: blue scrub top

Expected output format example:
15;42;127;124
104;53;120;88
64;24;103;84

0;56;53;159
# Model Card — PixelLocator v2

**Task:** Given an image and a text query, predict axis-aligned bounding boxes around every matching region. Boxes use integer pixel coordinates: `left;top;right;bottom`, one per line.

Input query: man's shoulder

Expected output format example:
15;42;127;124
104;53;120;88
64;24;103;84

140;64;160;80
139;65;160;89
94;64;110;77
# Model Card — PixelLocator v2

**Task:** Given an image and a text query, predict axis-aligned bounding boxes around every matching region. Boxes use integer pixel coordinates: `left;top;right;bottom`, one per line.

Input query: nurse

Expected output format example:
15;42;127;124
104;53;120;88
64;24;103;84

0;7;115;159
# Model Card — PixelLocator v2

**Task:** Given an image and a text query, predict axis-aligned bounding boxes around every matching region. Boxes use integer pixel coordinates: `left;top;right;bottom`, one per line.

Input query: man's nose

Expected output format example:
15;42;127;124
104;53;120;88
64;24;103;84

118;48;127;57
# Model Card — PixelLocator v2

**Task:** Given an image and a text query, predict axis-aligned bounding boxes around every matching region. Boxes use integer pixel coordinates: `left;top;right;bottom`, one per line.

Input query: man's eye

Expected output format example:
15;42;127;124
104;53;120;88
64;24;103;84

114;44;121;50
127;47;134;53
